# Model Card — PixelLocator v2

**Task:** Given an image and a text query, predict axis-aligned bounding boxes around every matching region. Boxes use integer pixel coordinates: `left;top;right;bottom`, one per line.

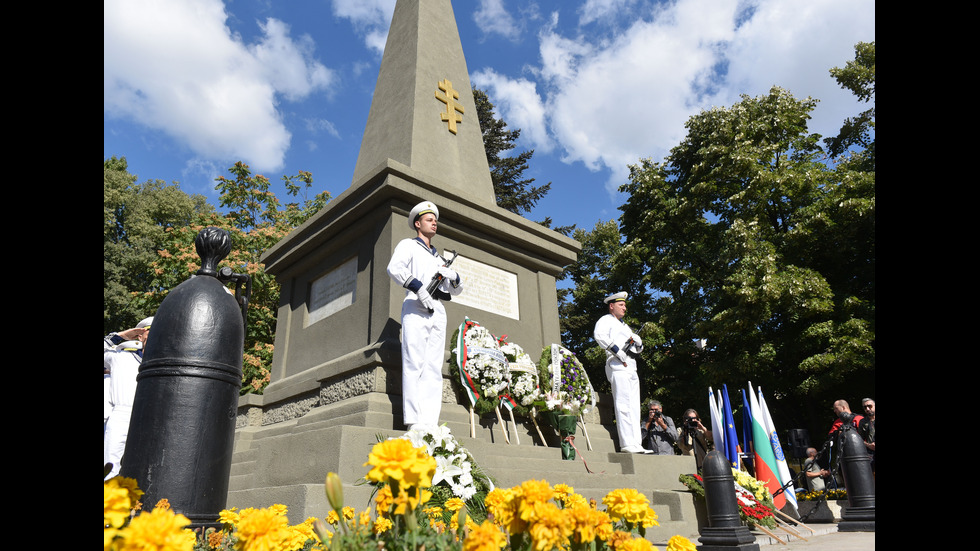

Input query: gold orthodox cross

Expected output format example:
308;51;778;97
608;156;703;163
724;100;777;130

435;79;464;134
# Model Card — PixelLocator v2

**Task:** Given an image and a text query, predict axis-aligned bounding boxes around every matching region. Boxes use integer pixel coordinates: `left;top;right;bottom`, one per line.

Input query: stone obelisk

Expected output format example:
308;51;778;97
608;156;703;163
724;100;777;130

228;0;580;518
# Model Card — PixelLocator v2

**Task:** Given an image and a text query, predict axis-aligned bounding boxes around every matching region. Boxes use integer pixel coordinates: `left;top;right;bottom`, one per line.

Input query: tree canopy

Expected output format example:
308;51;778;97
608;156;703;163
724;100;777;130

558;44;875;436
104;157;211;333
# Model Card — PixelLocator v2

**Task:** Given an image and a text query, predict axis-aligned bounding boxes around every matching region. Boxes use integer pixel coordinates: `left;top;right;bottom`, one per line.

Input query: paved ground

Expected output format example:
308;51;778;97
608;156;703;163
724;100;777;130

753;524;874;550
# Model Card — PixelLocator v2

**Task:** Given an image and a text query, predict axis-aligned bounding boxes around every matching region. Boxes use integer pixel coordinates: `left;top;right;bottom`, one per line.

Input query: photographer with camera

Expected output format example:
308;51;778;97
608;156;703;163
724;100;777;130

676;408;713;466
641;400;678;455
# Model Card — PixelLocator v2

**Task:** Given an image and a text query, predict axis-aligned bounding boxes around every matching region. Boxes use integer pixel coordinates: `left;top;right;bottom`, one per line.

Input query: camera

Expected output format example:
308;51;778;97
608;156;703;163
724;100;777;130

684;417;699;430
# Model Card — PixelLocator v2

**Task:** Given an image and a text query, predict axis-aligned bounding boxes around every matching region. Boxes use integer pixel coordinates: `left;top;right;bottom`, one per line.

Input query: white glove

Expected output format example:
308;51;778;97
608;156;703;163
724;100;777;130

616;349;630;364
631;333;643;352
417;287;436;310
437;266;458;283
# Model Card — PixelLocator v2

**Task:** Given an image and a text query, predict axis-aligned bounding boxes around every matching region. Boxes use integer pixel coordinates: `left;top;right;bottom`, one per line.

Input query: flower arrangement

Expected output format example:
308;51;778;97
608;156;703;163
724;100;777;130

797;488;847;501
401;425;495;504
535;345;596;416
450;318;510;415
498;336;541;408
678;473;776;529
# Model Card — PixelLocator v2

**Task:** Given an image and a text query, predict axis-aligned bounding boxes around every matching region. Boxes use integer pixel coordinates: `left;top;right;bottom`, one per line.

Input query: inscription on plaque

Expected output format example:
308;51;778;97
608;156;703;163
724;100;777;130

307;257;357;326
450;254;519;320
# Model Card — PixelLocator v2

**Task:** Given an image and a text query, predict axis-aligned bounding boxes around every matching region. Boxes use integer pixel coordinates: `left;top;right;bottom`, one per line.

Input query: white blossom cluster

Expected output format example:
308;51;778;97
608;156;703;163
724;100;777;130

500;341;541;406
402;425;488;500
462;325;509;397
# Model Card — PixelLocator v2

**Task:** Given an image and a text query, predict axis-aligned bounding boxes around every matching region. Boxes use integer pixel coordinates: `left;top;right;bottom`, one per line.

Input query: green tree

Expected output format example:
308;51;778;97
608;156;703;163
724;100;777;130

474;88;552;217
826;41;875;171
123;161;330;394
617;84;874;432
104;156;211;333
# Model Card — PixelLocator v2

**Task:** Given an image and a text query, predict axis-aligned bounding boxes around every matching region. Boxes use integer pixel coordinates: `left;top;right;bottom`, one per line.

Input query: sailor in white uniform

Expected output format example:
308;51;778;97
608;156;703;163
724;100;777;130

387;201;463;429
593;292;649;454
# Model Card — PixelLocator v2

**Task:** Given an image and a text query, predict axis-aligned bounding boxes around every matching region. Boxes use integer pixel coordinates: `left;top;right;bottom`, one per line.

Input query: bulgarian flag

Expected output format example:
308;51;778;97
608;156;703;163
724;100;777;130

758;387;798;515
747;382;784;509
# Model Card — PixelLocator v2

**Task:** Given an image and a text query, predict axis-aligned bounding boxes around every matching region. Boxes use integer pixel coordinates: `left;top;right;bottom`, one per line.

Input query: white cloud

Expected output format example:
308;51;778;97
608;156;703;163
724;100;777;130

512;0;874;197
578;0;638;26
305;118;341;139
474;0;521;41
331;0;396;54
104;0;335;172
471;69;554;153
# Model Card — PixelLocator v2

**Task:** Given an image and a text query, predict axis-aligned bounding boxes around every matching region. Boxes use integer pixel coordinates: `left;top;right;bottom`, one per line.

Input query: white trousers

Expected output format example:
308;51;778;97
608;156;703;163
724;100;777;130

607;365;641;450
400;299;446;427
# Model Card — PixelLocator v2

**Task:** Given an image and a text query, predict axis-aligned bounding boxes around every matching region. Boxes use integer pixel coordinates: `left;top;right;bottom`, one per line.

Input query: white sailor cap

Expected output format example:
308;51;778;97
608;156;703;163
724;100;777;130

604;292;628;304
137;316;154;328
409;201;439;229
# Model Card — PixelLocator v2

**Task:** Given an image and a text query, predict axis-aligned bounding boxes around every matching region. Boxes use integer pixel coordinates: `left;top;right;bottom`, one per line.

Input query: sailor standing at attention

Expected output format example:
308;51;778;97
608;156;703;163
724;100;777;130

387;201;463;430
594;292;649;454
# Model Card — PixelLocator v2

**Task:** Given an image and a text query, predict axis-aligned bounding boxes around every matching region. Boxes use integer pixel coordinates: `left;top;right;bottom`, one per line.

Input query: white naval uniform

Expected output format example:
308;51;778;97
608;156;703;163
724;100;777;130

387;237;462;427
103;342;142;478
594;314;642;451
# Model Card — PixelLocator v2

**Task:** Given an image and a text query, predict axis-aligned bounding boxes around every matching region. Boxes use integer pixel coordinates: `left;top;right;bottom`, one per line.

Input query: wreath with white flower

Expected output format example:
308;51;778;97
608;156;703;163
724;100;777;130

449;318;509;415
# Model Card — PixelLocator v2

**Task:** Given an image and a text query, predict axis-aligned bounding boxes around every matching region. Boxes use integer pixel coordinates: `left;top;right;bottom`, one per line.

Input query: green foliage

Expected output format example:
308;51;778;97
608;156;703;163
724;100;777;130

474;88;551;217
826;41;875;170
104;157;212;333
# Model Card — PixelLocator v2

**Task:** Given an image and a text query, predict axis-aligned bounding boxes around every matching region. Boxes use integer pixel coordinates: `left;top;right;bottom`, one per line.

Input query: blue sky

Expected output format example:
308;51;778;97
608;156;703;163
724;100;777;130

104;0;874;233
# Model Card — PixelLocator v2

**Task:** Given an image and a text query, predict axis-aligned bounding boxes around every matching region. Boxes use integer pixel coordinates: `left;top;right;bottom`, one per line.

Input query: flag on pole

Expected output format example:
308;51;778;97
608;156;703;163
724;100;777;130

721;385;740;469
747;382;784;509
708;387;725;459
740;388;755;472
758;387;798;515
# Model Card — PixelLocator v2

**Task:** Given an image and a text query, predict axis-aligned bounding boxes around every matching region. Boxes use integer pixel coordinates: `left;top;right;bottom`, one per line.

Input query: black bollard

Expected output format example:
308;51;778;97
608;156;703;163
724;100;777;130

838;428;875;531
120;228;248;528
697;450;759;551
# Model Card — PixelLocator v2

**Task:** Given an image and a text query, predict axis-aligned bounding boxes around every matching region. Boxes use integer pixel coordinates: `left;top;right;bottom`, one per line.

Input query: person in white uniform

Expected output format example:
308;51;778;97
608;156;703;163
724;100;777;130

593;292;649;454
387;201;463;429
103;316;152;478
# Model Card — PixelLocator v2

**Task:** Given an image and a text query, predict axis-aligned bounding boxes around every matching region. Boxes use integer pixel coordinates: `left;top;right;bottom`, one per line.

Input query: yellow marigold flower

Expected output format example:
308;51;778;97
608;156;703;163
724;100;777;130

552;483;574;503
527;501;572;551
666;535;696;551
606;530;635;551
342;506;355;520
219;508;241;527
603;488;657;526
484;487;522;533
105;480;132;529
445;497;465;511
375;485;394;514
113;476;145;506
462;521;507;551
566;503;612;544
325;511;339;525
364;439;437;489
234;507;292;551
155;499;171;511
517;480;553;524
269;504;288;517
618;537;657;551
117;507;194;551
359;510;371;527
373;516;393;535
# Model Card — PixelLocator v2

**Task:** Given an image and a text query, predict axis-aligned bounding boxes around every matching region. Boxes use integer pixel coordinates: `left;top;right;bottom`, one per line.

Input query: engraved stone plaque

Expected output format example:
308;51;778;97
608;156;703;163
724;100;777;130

307;257;357;325
450;253;519;319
